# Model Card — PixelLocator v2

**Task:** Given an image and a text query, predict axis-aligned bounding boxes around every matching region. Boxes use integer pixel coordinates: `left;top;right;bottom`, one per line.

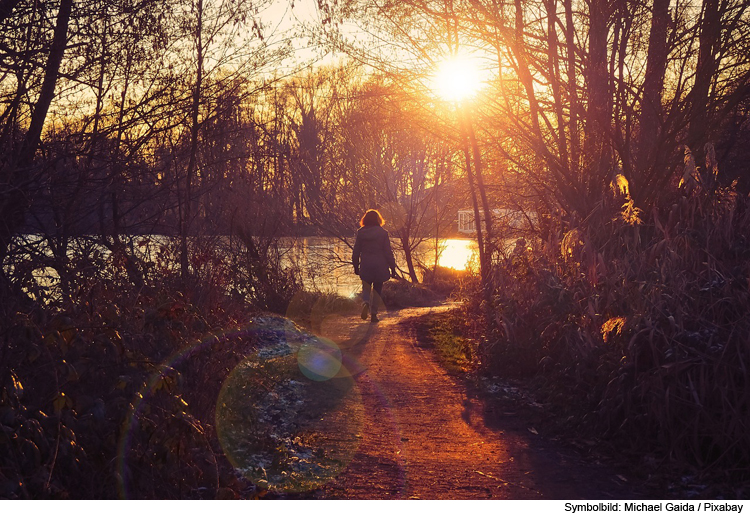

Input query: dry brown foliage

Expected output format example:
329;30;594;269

479;183;750;481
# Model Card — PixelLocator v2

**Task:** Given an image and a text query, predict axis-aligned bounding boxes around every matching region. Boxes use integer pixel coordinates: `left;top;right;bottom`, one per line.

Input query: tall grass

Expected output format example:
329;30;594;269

483;183;750;477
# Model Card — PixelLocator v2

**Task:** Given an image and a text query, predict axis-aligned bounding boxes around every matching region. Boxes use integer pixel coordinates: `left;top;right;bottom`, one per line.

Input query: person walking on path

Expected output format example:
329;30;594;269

352;209;397;323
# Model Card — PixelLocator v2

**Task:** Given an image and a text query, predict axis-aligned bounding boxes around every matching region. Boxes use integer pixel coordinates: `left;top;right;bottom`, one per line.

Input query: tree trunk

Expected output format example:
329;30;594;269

458;109;494;325
634;0;670;202
0;0;73;273
563;0;580;178
545;0;570;173
687;0;721;152
401;237;419;283
181;0;205;285
639;0;669;161
585;0;612;202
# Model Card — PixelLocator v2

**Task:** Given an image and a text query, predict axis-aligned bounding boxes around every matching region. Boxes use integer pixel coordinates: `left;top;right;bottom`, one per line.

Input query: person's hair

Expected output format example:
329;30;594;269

360;209;385;227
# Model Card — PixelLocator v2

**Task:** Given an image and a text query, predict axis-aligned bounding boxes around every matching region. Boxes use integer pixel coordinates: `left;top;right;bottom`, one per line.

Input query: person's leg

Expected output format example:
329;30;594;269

371;281;384;314
362;280;372;303
361;280;372;320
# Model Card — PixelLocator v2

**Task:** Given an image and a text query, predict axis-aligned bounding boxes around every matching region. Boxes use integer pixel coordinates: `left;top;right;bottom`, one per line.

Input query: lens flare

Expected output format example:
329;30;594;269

297;337;342;381
116;312;409;496
117;314;368;497
216;348;364;493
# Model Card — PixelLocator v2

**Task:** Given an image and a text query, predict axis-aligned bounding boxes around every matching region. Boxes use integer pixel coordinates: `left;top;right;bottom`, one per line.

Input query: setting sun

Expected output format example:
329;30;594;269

433;56;482;102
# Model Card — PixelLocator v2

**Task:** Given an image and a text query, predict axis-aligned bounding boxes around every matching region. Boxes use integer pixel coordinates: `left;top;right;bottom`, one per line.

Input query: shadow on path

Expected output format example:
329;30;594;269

308;305;647;499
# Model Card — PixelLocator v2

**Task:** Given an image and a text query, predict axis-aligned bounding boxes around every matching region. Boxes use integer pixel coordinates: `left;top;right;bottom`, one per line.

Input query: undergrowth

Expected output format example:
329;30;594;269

380;265;469;309
0;222;458;498
466;181;750;491
0;233;361;498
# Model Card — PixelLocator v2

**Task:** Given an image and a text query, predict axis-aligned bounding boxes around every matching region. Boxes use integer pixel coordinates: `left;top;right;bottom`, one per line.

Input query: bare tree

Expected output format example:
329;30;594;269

0;0;73;291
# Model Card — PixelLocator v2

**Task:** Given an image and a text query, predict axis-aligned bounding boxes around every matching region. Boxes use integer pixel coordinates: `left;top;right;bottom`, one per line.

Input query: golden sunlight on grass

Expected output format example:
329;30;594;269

433;56;482;102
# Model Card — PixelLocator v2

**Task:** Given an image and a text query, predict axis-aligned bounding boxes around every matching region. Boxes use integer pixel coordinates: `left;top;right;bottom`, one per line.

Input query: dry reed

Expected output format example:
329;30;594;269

483;183;750;479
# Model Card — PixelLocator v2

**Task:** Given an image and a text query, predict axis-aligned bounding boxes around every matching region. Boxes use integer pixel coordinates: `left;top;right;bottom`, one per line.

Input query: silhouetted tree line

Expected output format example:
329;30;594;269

0;0;469;300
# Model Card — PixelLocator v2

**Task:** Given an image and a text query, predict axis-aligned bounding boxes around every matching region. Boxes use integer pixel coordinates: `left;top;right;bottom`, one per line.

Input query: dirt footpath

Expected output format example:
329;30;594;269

314;305;642;500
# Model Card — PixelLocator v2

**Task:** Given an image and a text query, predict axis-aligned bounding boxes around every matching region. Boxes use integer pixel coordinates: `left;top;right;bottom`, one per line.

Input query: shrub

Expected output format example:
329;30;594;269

381;279;442;308
483;184;750;477
285;290;360;331
421;265;473;297
0;232;307;498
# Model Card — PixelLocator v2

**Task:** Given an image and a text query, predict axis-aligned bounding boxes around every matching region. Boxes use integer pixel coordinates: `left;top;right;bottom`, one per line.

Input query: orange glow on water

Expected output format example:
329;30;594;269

436;239;477;271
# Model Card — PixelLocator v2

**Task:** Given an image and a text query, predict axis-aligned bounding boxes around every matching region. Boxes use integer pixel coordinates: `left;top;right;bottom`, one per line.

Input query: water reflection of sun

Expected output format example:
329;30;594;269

437;239;477;271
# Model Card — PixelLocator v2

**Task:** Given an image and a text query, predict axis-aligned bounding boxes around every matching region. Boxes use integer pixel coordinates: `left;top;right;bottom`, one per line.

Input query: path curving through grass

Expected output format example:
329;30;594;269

309;305;640;499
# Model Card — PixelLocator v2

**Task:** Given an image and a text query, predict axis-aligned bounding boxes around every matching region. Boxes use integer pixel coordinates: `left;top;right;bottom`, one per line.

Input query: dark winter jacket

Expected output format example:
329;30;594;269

352;225;396;283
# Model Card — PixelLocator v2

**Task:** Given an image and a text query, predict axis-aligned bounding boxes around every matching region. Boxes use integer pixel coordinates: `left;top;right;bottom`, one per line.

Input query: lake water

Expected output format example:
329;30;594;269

281;237;479;297
13;235;480;301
